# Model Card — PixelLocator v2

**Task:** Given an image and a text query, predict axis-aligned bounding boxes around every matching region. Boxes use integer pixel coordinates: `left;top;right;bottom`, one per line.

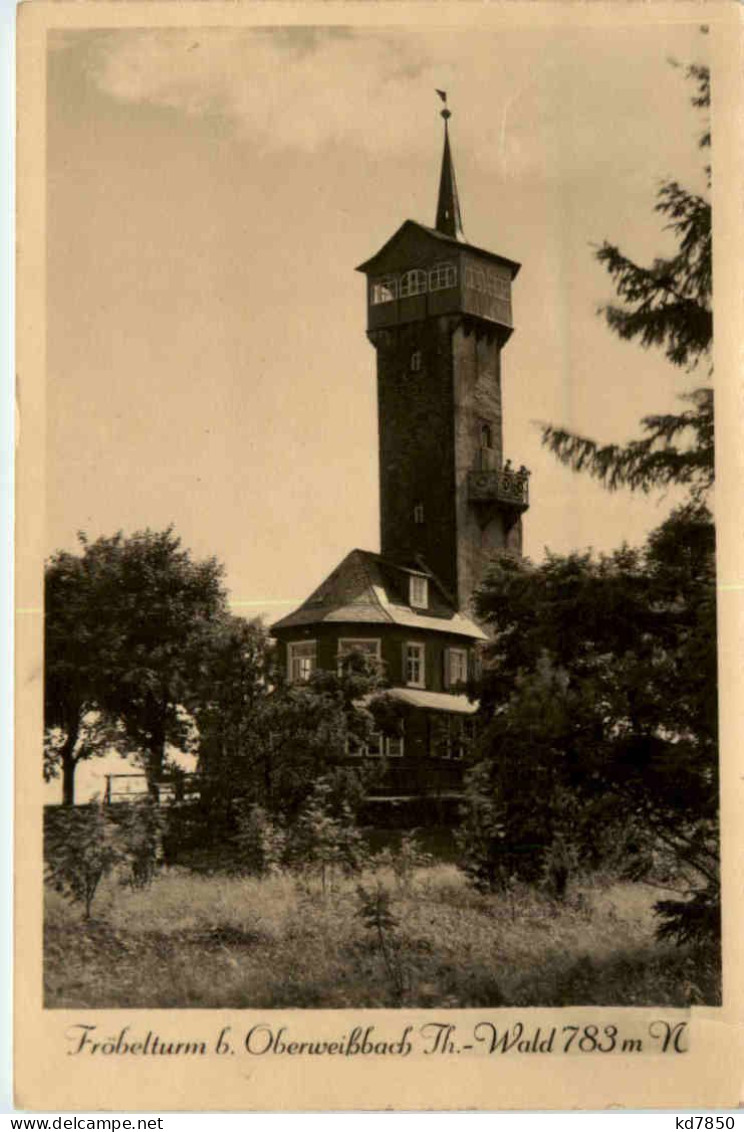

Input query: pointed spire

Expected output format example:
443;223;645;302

434;92;464;241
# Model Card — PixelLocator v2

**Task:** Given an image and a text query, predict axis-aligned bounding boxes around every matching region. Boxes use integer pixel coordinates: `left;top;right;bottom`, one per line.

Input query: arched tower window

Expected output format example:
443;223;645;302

399;269;428;297
480;422;493;450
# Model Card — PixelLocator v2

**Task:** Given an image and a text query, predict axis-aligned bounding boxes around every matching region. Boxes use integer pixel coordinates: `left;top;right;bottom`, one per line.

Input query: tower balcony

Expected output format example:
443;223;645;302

467;465;530;510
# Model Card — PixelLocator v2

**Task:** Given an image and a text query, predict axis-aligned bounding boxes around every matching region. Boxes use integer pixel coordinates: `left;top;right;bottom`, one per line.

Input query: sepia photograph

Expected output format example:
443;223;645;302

37;15;722;1019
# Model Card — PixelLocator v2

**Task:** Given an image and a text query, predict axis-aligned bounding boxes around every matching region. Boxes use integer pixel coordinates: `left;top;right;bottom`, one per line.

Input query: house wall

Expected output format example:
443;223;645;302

273;622;476;693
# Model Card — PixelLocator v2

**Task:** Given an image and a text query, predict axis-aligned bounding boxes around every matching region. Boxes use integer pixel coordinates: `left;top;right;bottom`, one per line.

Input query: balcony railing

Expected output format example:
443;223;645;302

467;466;530;508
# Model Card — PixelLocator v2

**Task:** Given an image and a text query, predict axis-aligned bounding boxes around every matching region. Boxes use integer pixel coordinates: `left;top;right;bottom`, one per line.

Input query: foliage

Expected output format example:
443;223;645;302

541;60;712;499
372;830;433;891
44;800;165;916
44;527;228;800
113;799;165;889
654;885;720;947
44;553;128;804
81;527;228;793
44;804;121;918
355;881;407;1002
289;780;367;893
233;803;287;877
195;645;400;827
465;503;718;938
484;58;719;944
458;659;585;893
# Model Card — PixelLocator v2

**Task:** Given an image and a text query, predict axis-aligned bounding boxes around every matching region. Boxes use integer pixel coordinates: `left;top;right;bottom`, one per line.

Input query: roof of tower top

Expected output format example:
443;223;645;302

356;94;520;279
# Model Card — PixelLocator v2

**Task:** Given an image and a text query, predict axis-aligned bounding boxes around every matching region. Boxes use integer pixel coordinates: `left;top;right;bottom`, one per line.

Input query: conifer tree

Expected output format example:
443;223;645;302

542;58;712;499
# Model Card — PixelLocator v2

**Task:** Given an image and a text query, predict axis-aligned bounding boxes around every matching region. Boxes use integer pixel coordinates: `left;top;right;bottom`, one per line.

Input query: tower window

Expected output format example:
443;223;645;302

288;640;317;683
409;575;428;609
487;270;510;300
410;351;422;373
428;262;457;292
465;265;486;292
404;642;426;688
371;276;398;305
480;422;493;449
413;503;425;525
399;269;428;297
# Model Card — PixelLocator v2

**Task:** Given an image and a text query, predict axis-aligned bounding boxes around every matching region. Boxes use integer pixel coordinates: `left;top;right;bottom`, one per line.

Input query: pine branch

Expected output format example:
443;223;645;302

541;389;713;495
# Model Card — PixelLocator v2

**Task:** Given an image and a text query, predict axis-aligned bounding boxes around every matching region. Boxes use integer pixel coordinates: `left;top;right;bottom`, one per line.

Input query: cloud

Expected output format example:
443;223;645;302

66;25;709;185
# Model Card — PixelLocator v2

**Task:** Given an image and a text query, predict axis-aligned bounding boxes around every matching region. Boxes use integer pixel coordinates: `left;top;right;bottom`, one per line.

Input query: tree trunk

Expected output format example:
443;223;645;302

60;718;80;806
145;713;167;802
146;748;163;802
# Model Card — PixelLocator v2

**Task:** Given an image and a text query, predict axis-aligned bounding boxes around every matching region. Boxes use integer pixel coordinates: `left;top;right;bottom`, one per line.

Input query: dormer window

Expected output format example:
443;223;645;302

371;276;398;305
409;574;428;609
410;351;422;373
413;503;424;525
399;269;427;298
428;262;457;292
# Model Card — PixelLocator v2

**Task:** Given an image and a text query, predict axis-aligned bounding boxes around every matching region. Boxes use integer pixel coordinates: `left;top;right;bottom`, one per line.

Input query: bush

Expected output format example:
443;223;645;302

44;804;121;918
372;830;432;891
44;801;164;918
288;780;367;893
234;804;287;876
655;884;721;947
114;799;164;888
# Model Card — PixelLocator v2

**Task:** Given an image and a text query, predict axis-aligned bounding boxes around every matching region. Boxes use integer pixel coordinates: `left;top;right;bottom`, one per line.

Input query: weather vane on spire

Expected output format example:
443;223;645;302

436;89;451;121
434;89;463;239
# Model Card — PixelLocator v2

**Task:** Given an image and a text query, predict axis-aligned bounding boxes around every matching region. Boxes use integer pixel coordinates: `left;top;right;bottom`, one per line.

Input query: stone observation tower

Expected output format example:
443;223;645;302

356;95;529;612
272;97;529;788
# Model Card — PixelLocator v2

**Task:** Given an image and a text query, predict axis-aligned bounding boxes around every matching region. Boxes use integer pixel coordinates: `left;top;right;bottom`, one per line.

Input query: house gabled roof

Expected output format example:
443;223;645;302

270;548;487;641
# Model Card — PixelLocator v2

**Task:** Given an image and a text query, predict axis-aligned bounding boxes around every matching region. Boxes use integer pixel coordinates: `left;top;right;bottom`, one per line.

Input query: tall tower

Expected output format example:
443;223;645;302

356;100;529;613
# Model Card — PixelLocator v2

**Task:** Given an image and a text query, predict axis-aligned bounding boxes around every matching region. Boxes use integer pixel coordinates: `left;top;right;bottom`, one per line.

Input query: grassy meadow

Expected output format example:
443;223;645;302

44;863;720;1009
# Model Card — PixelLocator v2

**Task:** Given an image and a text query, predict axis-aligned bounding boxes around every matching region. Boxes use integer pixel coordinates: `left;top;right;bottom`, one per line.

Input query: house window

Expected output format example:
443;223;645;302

413;503;425;525
428;262;457;292
481;422;493;450
337;638;381;672
404;642;425;687
446;648;469;689
399;269;427;297
410;350;423;372
371;276;398;305
346;731;405;758
366;732;384;758
288;640;316;682
409;575;428;609
386;731;405;758
440;717;468;760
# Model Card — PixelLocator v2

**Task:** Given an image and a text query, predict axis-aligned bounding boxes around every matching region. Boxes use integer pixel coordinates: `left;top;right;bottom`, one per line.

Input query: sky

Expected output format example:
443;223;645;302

45;19;711;798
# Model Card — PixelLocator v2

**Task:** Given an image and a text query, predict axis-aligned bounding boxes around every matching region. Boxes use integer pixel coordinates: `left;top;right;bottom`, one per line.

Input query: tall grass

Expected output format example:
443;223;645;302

44;864;720;1009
